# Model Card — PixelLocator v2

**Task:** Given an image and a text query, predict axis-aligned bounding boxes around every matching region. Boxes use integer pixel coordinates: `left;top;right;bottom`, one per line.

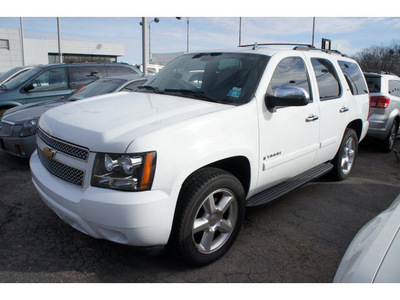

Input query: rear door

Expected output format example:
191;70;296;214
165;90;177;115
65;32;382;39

305;55;351;165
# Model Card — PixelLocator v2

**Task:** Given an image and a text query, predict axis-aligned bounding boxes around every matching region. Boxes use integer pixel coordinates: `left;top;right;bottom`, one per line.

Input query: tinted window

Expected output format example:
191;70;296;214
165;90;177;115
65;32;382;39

30;68;68;92
120;79;147;92
338;60;368;95
68;65;106;89
106;65;140;76
4;66;44;90
267;56;312;100
365;75;381;93
311;58;341;100
389;80;400;97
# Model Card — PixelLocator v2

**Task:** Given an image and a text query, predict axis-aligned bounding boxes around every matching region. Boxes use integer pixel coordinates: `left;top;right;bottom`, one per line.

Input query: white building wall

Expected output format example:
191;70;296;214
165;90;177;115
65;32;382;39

0;27;125;73
0;28;23;73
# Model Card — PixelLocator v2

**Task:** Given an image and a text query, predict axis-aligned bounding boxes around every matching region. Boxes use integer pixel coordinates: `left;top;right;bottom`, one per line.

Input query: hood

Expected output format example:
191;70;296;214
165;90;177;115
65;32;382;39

2;99;66;123
39;92;231;152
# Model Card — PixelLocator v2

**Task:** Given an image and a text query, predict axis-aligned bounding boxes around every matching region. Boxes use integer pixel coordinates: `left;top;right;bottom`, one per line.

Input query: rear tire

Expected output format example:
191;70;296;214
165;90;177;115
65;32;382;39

169;168;245;267
383;120;398;152
331;128;358;181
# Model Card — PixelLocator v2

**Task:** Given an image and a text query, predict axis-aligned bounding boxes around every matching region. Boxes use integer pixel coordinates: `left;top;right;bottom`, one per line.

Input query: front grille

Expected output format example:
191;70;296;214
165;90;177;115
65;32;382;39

38;148;85;187
37;128;89;161
0;122;14;136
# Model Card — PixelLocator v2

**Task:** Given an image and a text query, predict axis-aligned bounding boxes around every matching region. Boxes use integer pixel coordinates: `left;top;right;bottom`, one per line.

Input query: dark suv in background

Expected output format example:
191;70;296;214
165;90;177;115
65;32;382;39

0;63;142;115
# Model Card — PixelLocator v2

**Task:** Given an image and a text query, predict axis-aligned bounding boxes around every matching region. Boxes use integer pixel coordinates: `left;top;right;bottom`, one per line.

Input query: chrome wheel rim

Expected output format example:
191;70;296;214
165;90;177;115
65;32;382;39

388;124;397;150
341;137;355;175
192;188;238;254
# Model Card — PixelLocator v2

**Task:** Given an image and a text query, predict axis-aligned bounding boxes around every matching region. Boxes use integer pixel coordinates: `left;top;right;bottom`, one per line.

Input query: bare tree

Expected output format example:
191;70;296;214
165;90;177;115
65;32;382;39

353;41;400;76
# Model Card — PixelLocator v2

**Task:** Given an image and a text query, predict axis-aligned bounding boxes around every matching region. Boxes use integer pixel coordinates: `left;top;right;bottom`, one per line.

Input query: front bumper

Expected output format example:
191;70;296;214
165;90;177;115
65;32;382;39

30;151;179;247
0;134;36;157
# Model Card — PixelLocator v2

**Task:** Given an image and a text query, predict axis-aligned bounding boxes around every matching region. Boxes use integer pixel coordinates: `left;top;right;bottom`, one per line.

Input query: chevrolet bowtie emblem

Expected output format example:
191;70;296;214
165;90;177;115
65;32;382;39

43;147;56;159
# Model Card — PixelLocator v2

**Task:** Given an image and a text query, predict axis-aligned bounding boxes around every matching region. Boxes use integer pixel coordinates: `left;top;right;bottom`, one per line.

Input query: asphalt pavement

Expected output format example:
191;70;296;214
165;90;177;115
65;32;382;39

0;137;399;283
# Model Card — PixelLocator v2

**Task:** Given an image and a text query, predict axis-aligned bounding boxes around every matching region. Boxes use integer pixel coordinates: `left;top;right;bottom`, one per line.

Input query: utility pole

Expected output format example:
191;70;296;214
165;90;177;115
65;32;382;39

20;17;25;66
142;17;148;76
239;17;242;46
312;17;316;47
57;17;63;63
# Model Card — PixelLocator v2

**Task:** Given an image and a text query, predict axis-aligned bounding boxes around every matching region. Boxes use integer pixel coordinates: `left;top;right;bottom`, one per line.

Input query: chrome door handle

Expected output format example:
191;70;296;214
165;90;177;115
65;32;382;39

306;115;319;122
340;106;349;113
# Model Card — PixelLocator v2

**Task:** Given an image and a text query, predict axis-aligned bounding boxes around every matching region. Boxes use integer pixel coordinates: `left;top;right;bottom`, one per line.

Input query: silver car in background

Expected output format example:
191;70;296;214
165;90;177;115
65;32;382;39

0;75;149;158
364;71;400;152
334;194;400;283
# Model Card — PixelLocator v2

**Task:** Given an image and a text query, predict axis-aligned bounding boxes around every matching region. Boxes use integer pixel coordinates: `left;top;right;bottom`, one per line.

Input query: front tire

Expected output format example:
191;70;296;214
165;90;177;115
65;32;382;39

331;128;358;181
169;168;245;267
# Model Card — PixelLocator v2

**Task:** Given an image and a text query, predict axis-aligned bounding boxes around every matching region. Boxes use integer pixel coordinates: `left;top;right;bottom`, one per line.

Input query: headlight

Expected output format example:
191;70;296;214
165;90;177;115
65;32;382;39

91;151;156;191
19;118;39;137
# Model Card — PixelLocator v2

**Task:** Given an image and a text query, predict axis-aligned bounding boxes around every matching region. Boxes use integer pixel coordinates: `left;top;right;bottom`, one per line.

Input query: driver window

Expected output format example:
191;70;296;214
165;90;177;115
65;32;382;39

30;68;68;92
267;57;312;101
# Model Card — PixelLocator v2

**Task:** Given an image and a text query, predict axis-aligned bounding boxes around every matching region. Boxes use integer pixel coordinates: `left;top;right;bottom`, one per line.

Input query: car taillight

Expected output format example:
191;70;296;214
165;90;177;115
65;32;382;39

370;96;390;109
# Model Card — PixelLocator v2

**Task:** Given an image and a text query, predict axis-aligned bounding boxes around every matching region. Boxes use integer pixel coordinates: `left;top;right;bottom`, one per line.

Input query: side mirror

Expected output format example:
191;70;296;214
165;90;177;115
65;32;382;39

23;83;35;93
265;86;310;112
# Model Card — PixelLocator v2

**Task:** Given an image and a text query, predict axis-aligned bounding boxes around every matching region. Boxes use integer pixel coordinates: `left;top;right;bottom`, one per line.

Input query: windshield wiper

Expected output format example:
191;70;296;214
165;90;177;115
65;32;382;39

136;85;165;94
164;89;221;103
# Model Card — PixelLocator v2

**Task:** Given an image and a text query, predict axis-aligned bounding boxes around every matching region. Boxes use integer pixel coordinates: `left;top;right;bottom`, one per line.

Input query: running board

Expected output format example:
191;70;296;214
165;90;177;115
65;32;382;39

246;163;333;207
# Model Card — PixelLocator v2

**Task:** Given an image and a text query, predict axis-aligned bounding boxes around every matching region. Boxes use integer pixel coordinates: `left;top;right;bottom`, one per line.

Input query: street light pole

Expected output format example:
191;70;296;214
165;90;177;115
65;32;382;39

312;17;316;47
57;17;63;63
239;17;242;46
186;17;189;52
142;17;148;76
20;17;25;66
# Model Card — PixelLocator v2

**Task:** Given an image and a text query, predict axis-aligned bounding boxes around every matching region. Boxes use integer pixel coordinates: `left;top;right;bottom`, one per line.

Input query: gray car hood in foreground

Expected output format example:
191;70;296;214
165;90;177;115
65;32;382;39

2;99;67;123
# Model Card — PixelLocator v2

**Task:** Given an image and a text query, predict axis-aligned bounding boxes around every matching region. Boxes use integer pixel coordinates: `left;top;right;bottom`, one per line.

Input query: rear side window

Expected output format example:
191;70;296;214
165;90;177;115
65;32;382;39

68;65;107;89
267;56;312;100
389;80;400;97
338;60;368;95
106;65;140;76
311;58;341;101
365;75;381;93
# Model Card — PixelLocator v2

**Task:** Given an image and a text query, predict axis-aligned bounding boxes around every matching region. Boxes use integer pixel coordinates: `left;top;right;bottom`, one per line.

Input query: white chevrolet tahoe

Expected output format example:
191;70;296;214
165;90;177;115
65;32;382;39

30;44;370;266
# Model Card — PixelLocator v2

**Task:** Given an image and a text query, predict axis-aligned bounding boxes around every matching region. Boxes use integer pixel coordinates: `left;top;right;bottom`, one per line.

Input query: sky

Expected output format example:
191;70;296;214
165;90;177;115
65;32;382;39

1;1;400;65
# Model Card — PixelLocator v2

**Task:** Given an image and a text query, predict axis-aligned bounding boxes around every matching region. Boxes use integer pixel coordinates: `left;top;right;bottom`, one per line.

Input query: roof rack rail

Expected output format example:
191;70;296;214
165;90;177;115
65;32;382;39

364;69;397;75
238;42;348;57
239;43;315;49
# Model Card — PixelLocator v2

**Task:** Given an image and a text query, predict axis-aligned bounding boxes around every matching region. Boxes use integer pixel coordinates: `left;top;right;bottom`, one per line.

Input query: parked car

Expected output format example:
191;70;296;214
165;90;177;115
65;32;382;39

364;71;400;152
334;194;400;283
30;44;370;266
0;62;142;116
0;66;33;85
0;75;149;158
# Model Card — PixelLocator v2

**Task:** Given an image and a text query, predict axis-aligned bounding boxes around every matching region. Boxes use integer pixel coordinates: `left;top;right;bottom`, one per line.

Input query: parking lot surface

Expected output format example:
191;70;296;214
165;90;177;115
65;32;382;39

0;138;399;283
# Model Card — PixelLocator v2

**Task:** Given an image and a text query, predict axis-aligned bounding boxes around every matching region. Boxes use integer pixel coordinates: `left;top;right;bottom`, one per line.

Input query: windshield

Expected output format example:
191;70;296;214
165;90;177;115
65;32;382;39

141;53;269;105
0;67;25;83
4;66;44;90
66;78;127;101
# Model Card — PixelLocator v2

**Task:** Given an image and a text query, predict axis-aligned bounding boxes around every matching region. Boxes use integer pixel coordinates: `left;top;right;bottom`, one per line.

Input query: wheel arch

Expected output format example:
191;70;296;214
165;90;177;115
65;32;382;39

178;155;252;199
347;119;363;141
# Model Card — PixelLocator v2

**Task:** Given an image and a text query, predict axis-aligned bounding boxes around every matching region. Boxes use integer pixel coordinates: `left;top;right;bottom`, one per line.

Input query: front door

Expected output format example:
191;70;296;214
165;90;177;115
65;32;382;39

24;67;73;104
256;55;320;194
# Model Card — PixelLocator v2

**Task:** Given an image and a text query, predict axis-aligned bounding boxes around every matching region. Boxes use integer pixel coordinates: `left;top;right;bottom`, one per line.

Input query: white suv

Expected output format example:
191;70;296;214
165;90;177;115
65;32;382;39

364;71;400;152
30;44;370;266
